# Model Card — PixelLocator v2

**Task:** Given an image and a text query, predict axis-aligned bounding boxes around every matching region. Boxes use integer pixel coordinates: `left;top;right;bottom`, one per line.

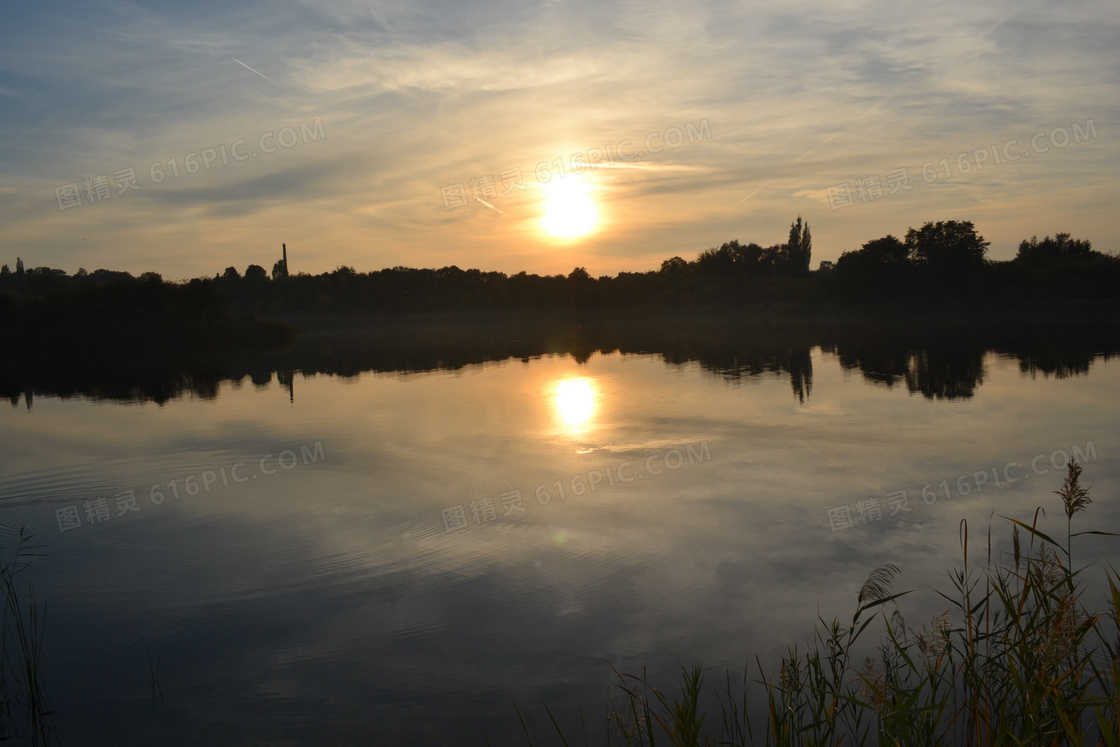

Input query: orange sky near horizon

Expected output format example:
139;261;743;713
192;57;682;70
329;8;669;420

1;0;1116;280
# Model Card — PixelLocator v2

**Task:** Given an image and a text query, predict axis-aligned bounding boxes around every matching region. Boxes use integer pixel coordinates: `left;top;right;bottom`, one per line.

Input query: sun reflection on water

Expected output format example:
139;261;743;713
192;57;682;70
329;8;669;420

554;377;596;431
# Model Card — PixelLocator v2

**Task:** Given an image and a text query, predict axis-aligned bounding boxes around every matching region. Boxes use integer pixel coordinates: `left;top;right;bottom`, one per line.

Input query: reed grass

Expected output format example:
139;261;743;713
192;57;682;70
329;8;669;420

521;461;1119;746
0;526;55;746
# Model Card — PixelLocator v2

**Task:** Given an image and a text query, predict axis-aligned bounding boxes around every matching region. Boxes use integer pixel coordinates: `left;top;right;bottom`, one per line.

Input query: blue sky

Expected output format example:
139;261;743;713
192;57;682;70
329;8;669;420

1;0;1116;278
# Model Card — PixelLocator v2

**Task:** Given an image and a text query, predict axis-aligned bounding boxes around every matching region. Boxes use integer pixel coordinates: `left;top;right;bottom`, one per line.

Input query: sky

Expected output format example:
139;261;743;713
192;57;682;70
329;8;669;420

1;0;1117;280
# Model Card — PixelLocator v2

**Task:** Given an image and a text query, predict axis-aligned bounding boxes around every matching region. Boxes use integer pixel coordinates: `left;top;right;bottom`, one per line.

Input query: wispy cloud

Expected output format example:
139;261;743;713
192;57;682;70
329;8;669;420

0;0;1116;277
232;58;287;90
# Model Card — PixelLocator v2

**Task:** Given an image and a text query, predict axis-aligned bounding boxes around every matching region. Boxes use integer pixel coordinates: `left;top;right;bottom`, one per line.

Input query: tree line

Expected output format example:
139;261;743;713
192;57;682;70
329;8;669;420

830;221;1115;306
2;216;1117;318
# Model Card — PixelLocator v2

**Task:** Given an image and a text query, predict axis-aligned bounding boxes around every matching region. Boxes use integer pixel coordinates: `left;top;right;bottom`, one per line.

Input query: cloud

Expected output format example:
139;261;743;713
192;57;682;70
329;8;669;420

0;0;1116;274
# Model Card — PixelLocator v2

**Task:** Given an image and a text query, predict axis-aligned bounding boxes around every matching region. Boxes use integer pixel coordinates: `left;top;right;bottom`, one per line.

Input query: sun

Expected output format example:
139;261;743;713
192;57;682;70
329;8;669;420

540;177;597;239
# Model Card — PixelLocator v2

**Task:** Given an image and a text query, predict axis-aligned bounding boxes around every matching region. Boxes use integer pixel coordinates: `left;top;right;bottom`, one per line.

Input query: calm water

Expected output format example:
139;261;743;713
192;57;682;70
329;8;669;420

2;325;1119;745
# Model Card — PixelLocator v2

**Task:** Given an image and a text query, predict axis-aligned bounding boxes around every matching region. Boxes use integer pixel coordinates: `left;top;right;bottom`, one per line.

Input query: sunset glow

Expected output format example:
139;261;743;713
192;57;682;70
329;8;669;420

554;377;596;428
540;177;598;239
1;1;1115;277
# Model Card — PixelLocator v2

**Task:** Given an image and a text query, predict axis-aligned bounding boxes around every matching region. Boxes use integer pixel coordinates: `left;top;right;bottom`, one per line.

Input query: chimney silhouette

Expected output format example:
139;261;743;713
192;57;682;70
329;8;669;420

282;243;288;273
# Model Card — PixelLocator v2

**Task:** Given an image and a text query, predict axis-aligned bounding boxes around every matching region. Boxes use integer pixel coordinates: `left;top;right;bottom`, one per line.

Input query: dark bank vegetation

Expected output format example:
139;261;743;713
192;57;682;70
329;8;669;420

0;263;292;405
0;263;291;355
4;217;1115;323
188;219;1119;316
2;217;1118;405
171;219;1120;317
515;462;1120;746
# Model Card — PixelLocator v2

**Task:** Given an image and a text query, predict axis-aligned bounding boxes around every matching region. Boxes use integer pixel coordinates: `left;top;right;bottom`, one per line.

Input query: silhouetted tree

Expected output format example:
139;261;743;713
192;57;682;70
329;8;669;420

696;244;735;274
15;258;24;277
786;215;812;275
861;235;908;265
1016;233;1094;263
834;234;913;301
90;268;133;283
696;241;770;276
905;220;989;271
660;256;688;274
244;264;268;282
760;244;786;272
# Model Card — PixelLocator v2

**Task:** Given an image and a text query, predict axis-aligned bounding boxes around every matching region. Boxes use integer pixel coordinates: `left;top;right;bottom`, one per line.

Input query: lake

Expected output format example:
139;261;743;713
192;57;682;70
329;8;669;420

1;316;1118;745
